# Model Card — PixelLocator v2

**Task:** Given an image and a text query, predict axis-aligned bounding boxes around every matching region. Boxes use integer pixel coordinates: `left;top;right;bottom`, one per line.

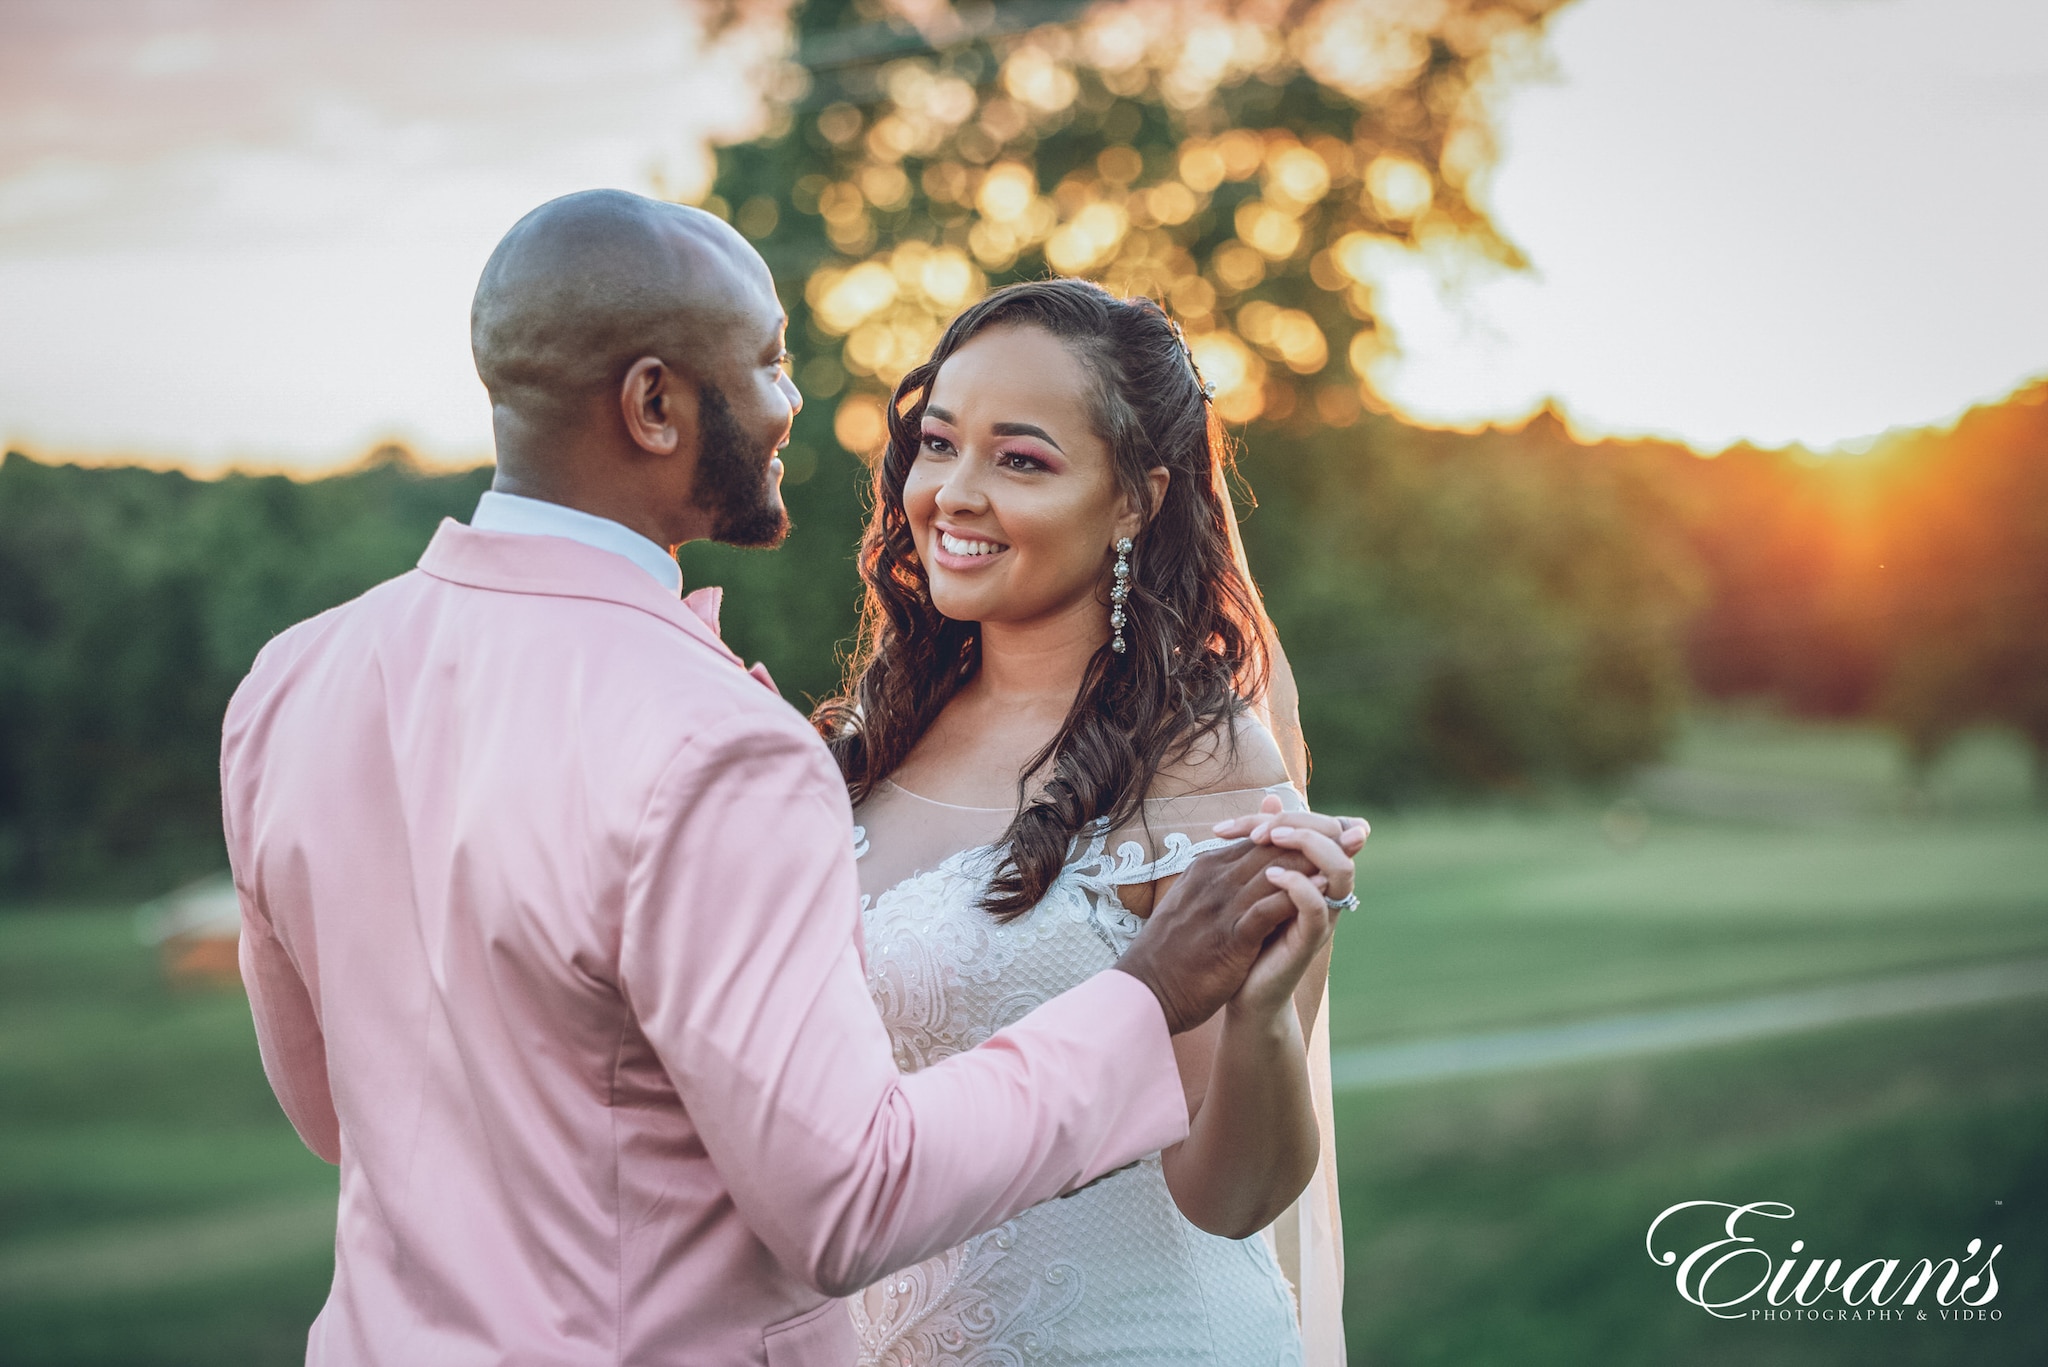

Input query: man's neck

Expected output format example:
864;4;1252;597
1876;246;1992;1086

490;406;709;549
490;470;662;547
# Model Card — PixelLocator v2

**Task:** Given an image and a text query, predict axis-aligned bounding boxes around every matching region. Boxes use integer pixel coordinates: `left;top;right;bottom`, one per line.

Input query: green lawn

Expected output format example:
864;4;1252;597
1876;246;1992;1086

0;908;336;1365
1326;716;2048;1047
1327;714;2046;1364
1337;995;2047;1365
0;713;2041;1364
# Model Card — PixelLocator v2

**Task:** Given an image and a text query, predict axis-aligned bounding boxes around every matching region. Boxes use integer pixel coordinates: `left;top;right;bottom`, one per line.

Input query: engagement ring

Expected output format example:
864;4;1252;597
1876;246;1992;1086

1324;892;1359;914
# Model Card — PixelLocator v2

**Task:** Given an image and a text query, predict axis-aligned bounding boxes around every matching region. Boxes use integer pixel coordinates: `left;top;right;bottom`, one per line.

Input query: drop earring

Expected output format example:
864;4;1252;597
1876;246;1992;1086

1110;537;1132;654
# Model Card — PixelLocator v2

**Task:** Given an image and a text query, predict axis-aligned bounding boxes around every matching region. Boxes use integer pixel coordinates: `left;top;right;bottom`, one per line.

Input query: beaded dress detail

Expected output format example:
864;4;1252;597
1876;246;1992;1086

846;780;1311;1367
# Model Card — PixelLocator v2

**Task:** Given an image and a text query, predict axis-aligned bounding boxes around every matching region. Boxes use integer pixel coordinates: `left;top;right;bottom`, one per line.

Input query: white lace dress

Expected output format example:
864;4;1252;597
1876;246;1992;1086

846;779;1316;1367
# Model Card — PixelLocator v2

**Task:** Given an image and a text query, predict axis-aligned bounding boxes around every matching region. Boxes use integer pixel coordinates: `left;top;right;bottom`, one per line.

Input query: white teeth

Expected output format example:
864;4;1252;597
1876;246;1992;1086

940;531;1006;557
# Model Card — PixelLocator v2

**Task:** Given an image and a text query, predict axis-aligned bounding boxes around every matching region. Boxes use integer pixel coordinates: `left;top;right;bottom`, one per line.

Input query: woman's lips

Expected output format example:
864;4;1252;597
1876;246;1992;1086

931;527;1010;571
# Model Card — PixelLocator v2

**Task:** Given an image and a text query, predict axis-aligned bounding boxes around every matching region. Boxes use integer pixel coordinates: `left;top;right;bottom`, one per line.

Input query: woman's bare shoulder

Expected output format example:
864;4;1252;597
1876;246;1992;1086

1147;709;1291;802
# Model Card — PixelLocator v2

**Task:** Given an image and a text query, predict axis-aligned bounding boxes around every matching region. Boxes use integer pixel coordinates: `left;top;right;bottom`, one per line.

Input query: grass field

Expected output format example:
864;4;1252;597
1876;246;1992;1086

1326;713;2048;1365
1;712;2042;1364
0;909;336;1363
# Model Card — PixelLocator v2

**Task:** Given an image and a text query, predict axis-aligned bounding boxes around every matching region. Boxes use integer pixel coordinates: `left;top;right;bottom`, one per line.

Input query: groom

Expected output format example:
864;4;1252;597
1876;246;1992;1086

222;189;1359;1366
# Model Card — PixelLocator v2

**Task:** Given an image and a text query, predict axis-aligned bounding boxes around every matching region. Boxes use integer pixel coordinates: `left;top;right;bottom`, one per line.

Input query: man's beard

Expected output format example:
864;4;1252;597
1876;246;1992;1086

692;380;790;549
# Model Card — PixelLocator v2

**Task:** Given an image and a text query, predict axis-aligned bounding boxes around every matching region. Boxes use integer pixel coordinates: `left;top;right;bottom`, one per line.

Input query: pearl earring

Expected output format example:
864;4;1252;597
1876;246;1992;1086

1110;537;1132;654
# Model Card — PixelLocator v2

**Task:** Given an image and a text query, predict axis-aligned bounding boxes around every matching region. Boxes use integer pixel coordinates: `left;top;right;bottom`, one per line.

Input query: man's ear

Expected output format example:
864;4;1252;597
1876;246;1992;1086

1114;466;1171;541
619;356;698;457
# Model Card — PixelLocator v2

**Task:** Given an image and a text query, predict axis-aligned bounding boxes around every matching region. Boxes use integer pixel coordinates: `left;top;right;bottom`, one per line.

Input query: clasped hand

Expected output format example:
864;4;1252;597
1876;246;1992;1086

1114;799;1367;1034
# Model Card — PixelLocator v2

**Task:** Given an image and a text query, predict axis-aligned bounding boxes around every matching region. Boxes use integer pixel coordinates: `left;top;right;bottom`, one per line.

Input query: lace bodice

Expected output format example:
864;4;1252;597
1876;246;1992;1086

848;780;1309;1367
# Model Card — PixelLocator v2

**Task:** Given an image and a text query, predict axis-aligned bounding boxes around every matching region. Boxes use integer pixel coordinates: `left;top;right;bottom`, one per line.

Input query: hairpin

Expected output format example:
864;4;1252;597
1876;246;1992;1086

1166;318;1217;402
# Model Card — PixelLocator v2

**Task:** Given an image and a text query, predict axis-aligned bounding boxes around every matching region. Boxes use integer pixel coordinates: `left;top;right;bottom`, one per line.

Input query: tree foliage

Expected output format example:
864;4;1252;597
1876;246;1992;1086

683;0;1706;798
1872;388;2048;785
4;380;2041;899
0;449;490;893
711;0;1560;436
1241;411;1702;798
1662;382;2048;797
2;2;2038;899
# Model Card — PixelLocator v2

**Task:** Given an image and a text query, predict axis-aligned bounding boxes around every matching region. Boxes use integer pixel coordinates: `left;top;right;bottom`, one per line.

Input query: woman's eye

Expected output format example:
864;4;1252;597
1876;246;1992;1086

997;451;1047;472
920;433;954;455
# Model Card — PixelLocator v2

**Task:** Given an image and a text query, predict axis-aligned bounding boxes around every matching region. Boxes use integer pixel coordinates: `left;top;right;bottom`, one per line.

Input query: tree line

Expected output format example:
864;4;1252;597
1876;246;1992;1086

4;0;2042;896
2;385;2041;898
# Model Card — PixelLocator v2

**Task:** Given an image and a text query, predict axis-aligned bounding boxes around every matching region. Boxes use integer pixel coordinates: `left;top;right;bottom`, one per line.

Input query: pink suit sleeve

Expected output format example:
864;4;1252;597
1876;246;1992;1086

224;773;343;1165
620;718;1191;1298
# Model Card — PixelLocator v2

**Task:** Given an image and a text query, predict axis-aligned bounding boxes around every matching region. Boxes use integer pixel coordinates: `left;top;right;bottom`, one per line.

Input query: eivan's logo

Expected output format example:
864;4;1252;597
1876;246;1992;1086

1647;1202;2002;1322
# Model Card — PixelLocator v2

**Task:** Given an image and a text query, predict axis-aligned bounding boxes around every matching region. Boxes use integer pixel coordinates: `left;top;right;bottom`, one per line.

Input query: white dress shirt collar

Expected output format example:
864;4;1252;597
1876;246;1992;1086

470;490;683;595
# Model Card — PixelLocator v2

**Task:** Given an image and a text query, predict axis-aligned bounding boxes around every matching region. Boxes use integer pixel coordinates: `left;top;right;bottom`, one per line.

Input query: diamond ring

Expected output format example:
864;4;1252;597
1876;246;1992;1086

1324;891;1359;914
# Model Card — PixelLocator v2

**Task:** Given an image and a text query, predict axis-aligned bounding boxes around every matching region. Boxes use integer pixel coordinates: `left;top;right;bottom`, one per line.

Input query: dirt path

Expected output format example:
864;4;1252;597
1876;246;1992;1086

0;1194;335;1303
11;958;2044;1300
1330;956;2048;1092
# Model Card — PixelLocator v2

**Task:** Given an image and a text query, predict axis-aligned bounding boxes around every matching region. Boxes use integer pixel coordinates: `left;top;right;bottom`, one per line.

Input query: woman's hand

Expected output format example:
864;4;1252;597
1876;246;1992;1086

1210;795;1370;854
1155;800;1363;1238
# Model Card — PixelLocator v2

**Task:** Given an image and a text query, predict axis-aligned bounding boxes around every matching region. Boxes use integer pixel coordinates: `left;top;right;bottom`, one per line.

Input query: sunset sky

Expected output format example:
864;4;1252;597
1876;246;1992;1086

2;0;2045;473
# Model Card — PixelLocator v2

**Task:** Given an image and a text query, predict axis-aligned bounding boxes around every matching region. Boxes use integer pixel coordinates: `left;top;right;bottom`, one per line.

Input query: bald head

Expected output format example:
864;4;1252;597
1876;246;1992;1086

470;189;802;552
471;189;773;431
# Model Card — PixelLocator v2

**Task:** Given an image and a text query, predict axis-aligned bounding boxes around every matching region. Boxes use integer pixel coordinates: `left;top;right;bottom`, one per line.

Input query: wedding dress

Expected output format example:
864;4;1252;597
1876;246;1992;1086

847;777;1346;1366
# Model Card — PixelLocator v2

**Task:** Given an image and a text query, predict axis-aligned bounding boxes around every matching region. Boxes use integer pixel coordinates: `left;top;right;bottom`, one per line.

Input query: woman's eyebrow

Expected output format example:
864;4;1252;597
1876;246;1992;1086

921;407;1066;455
990;422;1065;454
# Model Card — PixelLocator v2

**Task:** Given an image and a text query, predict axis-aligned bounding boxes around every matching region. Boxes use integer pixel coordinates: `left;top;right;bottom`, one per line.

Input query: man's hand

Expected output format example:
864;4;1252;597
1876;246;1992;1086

1114;840;1305;1034
1113;813;1363;1034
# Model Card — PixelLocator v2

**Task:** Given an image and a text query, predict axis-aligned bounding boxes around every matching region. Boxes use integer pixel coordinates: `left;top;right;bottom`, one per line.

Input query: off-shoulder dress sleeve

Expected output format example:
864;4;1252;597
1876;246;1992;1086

1099;779;1347;1367
1091;782;1307;886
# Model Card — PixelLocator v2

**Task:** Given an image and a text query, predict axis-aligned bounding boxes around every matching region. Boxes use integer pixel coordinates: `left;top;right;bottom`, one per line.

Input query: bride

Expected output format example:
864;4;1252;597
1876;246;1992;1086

813;279;1352;1365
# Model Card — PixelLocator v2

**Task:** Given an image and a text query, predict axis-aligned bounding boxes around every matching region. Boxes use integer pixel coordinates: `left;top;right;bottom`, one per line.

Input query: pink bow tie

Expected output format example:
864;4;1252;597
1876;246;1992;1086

682;585;777;693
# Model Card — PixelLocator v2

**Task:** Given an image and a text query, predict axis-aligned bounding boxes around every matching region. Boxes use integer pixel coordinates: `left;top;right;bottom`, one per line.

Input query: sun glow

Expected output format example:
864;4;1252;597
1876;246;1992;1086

1362;0;2048;451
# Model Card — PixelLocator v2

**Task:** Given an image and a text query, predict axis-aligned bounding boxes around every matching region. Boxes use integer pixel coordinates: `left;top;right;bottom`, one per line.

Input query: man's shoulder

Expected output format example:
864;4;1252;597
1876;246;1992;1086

227;565;822;754
231;571;423;703
645;669;830;785
584;605;807;729
480;581;827;765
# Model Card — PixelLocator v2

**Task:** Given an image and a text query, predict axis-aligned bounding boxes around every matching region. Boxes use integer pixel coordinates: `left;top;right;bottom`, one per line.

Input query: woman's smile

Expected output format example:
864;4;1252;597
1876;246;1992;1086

934;524;1012;570
904;324;1137;626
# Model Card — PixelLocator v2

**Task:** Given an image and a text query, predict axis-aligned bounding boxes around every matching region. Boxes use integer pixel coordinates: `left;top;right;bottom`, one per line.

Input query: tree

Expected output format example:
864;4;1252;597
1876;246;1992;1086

1875;383;2048;798
1240;410;1701;798
684;0;1710;797
708;0;1561;432
1668;443;1892;718
0;448;490;895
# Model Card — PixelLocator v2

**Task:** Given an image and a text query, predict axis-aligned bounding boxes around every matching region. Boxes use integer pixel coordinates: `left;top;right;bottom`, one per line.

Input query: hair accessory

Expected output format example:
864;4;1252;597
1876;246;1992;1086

1166;318;1216;404
1110;537;1132;654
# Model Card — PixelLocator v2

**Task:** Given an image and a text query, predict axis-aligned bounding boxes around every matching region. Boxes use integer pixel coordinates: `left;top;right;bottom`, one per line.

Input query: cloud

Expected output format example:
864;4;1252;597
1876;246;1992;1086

0;0;791;469
5;0;2046;464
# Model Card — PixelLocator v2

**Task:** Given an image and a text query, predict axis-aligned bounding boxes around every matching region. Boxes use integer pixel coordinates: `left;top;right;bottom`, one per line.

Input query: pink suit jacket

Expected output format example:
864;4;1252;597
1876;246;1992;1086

221;520;1189;1366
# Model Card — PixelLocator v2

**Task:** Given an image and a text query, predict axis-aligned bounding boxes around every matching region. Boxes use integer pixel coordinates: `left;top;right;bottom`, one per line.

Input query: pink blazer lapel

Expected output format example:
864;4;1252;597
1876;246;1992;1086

417;520;778;692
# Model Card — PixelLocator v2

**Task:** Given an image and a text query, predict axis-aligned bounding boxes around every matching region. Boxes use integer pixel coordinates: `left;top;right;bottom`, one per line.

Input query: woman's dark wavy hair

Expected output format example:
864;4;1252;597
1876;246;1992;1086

813;278;1272;919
